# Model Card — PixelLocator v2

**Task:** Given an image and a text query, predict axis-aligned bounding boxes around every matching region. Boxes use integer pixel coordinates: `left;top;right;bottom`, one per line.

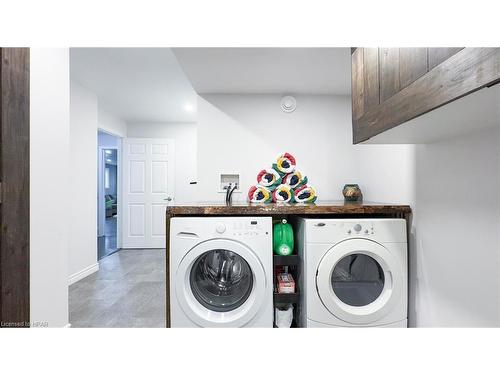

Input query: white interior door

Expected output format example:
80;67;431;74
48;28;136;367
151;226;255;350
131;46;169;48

122;138;175;248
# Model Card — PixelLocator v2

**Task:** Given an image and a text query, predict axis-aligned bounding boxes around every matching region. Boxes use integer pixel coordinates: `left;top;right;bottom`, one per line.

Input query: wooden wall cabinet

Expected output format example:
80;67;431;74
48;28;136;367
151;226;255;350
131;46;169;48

351;48;500;143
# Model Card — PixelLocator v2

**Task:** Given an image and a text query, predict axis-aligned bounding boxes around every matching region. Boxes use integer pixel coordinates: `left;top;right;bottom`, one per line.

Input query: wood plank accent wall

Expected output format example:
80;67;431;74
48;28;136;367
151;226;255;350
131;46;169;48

351;47;500;143
0;48;30;327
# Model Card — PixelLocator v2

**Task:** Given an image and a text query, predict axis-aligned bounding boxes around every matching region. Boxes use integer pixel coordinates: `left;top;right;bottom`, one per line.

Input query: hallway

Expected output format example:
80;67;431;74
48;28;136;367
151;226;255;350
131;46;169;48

98;216;118;260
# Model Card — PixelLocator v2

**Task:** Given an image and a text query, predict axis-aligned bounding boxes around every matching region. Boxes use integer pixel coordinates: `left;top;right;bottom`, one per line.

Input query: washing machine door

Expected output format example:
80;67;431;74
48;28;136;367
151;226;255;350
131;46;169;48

316;238;403;325
175;239;267;327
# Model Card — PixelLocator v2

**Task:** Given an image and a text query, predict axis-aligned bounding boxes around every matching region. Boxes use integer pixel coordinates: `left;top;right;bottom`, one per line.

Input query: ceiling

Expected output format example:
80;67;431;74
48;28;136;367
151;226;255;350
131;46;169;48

70;48;197;123
70;48;351;123
173;48;351;95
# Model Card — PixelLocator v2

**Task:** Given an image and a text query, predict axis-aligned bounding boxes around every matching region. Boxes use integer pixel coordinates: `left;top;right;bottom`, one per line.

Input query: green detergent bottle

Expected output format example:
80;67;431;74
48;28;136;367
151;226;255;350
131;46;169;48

273;219;294;255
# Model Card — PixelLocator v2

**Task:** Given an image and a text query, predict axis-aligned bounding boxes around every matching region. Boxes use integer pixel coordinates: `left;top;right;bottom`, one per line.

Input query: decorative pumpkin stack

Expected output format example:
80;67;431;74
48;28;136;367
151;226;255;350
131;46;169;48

248;152;317;203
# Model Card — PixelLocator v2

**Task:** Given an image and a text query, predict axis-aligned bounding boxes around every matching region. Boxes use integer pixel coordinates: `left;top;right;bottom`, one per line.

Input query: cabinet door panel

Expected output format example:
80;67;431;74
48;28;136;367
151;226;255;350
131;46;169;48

428;48;463;69
351;48;364;120
363;48;379;108
379;48;400;102
399;48;428;88
353;48;500;143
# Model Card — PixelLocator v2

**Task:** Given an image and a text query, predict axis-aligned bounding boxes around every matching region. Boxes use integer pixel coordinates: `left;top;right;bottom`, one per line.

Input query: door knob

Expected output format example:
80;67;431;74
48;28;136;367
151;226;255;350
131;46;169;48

164;197;173;201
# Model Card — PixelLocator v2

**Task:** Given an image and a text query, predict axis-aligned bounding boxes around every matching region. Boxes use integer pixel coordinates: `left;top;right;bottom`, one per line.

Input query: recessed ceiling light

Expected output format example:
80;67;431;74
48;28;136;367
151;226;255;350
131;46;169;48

105;150;112;155
107;159;112;162
184;103;195;112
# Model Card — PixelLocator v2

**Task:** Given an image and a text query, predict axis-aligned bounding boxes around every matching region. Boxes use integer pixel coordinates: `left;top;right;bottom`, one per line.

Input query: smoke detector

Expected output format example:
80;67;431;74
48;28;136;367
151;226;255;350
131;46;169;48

281;96;296;113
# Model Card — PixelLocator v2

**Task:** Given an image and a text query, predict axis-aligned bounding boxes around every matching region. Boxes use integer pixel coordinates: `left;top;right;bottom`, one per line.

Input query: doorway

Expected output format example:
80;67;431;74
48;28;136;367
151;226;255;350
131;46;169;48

97;131;121;260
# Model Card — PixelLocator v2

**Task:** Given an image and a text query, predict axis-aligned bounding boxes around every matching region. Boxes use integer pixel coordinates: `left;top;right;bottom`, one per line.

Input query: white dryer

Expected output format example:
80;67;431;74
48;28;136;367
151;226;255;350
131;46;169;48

170;217;273;327
297;218;407;327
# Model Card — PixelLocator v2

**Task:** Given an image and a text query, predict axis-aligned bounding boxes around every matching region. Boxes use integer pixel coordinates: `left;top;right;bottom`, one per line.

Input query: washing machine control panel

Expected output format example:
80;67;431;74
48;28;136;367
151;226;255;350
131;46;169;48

229;219;268;237
215;223;227;234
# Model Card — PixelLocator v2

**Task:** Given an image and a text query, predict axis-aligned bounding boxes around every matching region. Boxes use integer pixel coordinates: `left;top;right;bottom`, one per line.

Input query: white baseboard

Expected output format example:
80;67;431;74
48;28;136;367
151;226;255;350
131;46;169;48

68;263;99;285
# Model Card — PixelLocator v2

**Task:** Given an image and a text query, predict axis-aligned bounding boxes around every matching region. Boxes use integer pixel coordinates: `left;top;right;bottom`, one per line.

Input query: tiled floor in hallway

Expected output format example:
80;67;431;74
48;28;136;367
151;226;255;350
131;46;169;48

98;216;118;260
69;249;166;328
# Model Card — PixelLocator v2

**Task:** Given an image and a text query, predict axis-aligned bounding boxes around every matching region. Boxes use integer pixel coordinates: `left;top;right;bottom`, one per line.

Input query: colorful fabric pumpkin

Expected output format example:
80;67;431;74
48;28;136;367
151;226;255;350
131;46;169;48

294;185;317;203
248;185;273;203
272;184;294;203
283;170;307;189
273;152;296;175
256;168;282;189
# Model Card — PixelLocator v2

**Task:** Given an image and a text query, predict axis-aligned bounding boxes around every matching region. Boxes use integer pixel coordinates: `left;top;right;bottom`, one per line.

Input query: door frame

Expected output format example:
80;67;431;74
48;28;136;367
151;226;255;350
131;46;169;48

0;48;30;327
98;145;119;237
97;129;123;250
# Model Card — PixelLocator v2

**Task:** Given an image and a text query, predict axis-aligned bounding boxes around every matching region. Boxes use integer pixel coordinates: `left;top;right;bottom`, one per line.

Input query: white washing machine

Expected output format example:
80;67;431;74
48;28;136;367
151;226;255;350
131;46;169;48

296;218;407;327
170;217;273;327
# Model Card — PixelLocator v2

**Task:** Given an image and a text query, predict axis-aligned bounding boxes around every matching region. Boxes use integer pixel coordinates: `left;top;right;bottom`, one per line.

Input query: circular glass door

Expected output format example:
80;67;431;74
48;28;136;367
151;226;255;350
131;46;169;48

316;239;402;325
190;249;254;312
175;239;267;327
331;254;385;307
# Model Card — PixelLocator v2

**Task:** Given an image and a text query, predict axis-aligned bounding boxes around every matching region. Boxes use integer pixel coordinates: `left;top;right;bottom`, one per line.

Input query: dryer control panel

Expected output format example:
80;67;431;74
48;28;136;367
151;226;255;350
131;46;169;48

346;222;374;236
302;218;406;243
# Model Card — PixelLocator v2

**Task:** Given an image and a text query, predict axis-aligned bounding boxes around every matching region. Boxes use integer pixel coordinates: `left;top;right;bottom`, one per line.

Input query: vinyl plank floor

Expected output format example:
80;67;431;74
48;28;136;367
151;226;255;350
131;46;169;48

69;249;166;328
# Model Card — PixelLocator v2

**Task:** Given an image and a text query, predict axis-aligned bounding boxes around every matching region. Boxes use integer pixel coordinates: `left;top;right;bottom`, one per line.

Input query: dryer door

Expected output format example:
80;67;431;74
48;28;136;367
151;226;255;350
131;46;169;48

175;239;268;327
316;238;403;325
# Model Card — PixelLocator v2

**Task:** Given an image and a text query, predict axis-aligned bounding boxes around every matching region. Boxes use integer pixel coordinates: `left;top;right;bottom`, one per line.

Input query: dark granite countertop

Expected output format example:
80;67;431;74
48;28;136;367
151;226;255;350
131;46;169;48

165;200;411;216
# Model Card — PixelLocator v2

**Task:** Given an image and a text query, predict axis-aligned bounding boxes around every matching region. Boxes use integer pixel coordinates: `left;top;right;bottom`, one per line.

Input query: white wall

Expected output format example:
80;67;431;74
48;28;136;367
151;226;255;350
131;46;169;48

411;127;500;327
30;48;70;327
356;145;416;205
197;94;416;203
69;84;126;271
127;122;198;203
69;81;99;282
98;107;127;138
